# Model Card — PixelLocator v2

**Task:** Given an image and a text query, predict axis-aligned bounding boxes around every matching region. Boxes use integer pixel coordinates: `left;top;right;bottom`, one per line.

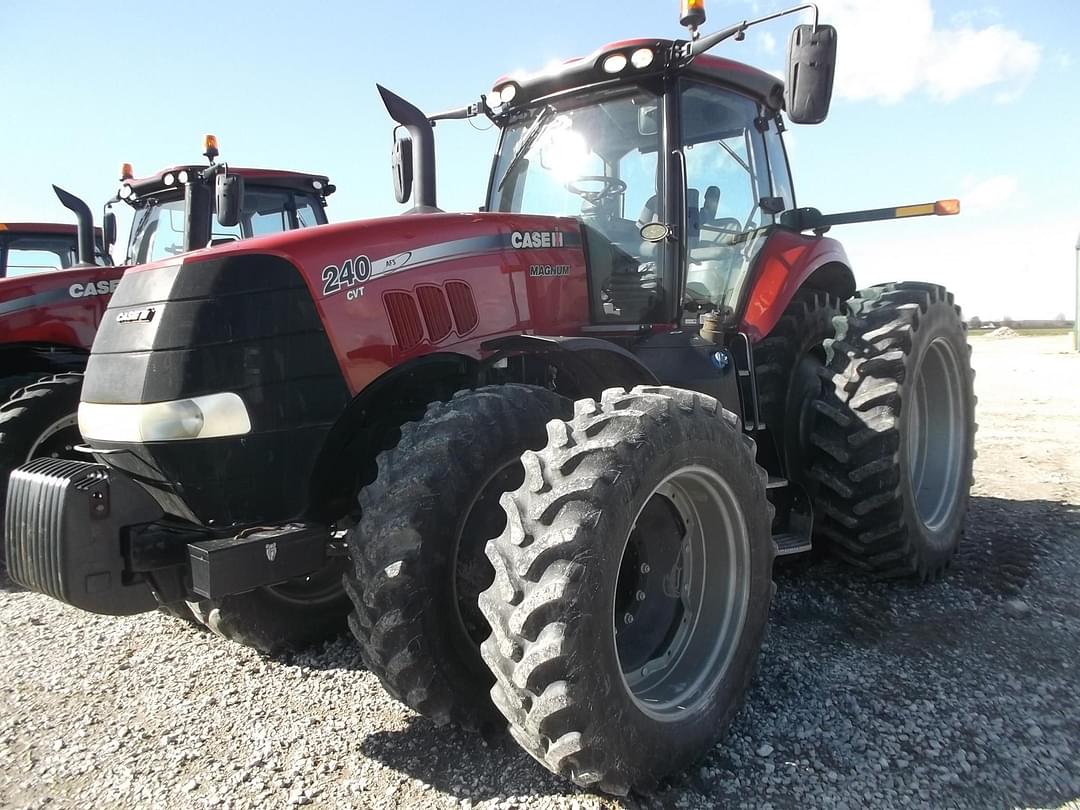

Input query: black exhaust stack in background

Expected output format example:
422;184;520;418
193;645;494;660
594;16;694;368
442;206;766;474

377;84;439;211
52;185;96;266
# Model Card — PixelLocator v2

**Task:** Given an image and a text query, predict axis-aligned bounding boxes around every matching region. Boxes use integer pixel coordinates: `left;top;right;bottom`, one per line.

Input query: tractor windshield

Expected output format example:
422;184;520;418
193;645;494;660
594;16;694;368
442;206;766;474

489;88;668;323
126;186;327;265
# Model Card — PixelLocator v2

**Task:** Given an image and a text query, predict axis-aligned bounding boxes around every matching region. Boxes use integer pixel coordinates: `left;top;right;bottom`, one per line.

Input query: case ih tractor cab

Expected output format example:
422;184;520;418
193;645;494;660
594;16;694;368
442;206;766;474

0;141;334;565
4;2;975;794
0;189;120;482
0;218;109;281
0;199;115;402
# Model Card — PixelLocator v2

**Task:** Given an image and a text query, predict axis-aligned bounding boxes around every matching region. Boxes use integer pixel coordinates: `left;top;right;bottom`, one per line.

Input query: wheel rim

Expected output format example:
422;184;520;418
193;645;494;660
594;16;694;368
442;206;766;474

452;461;523;649
907;337;965;533
614;466;750;722
27;414;81;461
266;559;347;606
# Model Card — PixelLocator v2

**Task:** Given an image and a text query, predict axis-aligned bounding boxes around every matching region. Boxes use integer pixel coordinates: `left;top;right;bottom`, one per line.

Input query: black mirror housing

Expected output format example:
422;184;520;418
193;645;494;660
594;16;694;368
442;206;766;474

103;211;117;249
785;24;837;125
215;173;245;228
392;134;414;205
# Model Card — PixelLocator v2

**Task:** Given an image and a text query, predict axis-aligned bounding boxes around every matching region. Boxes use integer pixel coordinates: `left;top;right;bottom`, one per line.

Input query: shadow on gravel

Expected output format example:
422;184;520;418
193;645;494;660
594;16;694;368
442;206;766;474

271;631;367;672
0;565;24;594
358;496;1080;808
360;717;586;804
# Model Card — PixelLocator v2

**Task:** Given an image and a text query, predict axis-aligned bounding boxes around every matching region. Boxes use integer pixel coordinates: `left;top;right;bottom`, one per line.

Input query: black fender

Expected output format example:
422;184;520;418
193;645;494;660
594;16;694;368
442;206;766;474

480;335;660;400
306;352;479;522
0;343;89;376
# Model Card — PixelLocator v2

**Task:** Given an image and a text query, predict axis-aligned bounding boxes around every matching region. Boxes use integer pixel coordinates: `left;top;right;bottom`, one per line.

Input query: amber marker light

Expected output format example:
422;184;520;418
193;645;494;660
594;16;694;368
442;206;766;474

934;199;961;216
203;134;219;161
681;0;707;29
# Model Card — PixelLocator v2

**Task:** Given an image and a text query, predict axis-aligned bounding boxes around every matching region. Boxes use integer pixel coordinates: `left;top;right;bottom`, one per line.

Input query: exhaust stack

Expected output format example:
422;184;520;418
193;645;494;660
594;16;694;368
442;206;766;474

377;84;439;211
52;185;96;266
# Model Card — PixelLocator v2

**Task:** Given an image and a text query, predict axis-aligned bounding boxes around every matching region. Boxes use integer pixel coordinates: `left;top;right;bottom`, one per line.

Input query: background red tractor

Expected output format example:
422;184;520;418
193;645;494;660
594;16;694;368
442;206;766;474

0;145;335;565
3;3;975;795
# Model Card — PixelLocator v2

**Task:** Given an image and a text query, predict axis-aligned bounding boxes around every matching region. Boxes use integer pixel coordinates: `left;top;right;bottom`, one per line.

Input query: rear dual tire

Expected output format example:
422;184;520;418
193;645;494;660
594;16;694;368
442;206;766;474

187;564;351;655
810;282;976;580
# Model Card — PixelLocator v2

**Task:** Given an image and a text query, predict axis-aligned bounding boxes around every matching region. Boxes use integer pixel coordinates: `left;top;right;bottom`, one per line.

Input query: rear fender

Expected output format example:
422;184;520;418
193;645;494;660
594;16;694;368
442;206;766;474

739;230;855;341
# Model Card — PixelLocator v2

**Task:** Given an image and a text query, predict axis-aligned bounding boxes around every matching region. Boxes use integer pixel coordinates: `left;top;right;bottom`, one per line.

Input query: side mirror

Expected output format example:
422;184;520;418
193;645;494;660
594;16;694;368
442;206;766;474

785;24;837;125
215;173;245;228
637;104;659;136
103;211;117;249
392;133;414;205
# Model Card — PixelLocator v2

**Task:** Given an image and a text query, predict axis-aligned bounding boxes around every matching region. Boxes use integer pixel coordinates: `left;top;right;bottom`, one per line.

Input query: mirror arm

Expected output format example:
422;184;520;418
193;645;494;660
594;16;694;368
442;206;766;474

685;3;818;60
429;95;494;125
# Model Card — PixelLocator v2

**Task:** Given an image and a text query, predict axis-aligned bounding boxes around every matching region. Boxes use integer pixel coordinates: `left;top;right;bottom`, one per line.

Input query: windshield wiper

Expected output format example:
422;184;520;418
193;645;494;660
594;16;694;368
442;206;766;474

497;105;556;192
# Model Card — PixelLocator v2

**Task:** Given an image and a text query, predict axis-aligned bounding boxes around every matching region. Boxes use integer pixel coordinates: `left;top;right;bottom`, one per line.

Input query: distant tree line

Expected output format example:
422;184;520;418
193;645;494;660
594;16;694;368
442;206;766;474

967;314;1074;329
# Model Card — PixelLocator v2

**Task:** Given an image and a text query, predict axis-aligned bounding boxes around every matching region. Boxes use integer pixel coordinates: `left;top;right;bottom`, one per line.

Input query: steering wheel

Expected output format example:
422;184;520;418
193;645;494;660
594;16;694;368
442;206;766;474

566;176;627;204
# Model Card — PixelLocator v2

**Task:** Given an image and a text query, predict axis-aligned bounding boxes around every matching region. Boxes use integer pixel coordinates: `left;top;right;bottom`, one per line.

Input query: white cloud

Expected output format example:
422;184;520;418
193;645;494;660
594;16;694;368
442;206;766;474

760;31;777;55
818;0;1041;104
835;215;1077;320
960;175;1020;215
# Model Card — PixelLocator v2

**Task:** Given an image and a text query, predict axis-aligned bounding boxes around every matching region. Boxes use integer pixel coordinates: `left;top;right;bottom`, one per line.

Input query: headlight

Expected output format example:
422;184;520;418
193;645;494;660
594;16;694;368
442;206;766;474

631;48;654;69
602;53;628;74
78;393;252;443
497;83;518;104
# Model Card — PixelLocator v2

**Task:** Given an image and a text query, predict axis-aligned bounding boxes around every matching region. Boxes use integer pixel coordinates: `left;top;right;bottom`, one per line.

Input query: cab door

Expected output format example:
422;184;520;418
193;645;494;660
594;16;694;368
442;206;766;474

676;79;777;324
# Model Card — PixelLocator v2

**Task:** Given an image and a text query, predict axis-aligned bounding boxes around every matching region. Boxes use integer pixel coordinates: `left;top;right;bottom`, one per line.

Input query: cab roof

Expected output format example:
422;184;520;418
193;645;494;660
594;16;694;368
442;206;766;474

123;166;334;198
0;222;102;236
492;37;784;111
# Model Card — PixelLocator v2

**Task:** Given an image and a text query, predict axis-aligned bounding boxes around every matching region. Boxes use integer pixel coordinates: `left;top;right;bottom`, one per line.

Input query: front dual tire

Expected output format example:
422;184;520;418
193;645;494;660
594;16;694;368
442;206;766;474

479;386;774;794
343;382;774;795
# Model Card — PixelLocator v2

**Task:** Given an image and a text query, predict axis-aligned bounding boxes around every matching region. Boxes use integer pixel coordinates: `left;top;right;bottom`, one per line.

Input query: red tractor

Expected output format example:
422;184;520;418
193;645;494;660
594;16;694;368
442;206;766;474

0;203;114;401
0;143;334;564
3;4;975;795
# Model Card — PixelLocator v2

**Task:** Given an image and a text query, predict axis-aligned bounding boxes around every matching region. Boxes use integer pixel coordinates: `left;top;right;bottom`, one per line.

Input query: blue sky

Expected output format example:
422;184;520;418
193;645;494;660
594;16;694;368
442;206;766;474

2;0;1077;319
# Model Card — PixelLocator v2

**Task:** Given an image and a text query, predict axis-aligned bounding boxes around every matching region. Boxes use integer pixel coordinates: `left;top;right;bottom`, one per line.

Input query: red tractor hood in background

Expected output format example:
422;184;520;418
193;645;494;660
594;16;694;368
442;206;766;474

0;264;127;351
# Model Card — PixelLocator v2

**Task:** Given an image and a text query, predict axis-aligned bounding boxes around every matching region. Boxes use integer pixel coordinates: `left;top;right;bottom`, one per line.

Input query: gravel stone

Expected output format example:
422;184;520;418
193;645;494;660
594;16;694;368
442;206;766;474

1;336;1078;810
1004;599;1031;618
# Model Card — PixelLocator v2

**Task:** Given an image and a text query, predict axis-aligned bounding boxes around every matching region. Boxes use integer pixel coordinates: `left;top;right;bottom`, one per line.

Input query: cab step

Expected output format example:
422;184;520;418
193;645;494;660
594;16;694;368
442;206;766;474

773;532;813;557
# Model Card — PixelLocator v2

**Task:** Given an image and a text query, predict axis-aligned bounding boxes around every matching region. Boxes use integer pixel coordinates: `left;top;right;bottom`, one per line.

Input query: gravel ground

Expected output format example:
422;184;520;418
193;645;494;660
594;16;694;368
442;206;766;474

1;334;1078;810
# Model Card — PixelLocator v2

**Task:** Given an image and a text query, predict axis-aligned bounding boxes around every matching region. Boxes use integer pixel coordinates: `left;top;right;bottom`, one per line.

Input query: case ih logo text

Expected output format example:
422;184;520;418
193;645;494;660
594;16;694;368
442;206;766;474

69;279;120;298
116;307;156;324
511;231;564;249
529;264;571;277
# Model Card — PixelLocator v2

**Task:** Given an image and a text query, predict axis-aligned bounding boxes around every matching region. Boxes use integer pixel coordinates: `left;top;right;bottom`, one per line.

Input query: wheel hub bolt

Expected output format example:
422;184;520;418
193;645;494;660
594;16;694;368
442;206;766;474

635;590;646;602
623;612;634;625
640;563;651;574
